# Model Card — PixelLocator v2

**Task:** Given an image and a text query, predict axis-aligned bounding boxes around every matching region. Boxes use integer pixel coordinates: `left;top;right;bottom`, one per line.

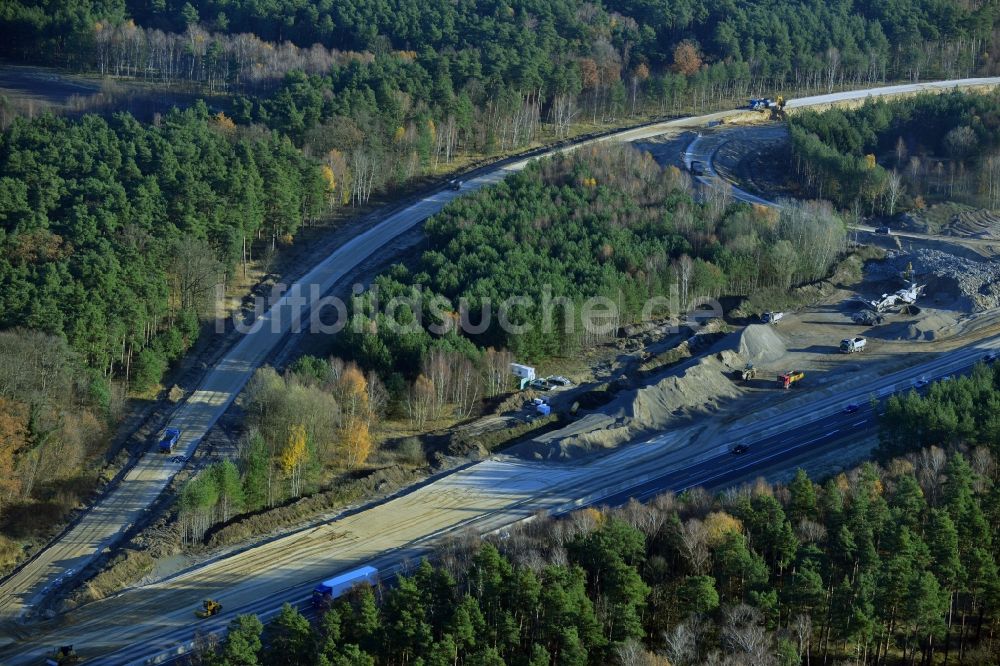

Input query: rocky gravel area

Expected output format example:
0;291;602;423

866;248;1000;310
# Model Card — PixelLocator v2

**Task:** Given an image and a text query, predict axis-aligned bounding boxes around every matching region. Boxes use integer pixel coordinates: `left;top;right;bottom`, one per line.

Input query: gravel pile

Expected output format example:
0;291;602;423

866;248;1000;310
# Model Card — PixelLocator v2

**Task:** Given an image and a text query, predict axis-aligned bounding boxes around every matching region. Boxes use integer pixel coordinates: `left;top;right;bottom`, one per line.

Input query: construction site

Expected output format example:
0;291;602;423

6;81;1000;666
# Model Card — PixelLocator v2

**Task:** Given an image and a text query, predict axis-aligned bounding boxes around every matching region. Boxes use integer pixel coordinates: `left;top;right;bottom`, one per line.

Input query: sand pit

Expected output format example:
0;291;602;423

512;339;755;459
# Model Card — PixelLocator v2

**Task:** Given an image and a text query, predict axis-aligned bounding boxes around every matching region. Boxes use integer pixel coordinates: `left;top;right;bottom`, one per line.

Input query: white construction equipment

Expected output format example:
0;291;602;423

840;337;867;354
510;363;536;390
861;283;924;313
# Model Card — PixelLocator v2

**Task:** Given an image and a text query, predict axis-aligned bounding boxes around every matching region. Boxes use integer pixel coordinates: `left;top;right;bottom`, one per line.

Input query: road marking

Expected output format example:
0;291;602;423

853;420;868;427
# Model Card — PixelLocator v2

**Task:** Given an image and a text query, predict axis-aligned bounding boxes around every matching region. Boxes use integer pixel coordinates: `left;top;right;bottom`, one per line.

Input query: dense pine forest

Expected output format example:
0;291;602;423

790;91;1000;210
199;442;1000;665
336;144;845;367
4;0;1000;206
0;102;325;384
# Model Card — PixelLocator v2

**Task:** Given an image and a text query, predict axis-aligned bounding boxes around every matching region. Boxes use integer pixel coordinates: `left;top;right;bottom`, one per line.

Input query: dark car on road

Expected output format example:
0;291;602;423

844;403;861;414
689;161;706;176
447;178;463;191
874;225;891;234
731;444;750;455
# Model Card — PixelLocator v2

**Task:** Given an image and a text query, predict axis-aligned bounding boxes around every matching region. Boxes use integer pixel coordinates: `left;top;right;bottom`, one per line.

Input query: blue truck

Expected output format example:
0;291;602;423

312;566;379;607
158;428;181;453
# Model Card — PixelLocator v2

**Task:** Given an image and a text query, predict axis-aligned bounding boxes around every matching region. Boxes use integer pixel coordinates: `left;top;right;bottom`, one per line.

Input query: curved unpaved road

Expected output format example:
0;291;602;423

2;77;998;655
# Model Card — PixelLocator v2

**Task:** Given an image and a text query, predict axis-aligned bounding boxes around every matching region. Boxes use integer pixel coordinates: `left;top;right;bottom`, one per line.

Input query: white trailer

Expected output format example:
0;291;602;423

312;565;378;606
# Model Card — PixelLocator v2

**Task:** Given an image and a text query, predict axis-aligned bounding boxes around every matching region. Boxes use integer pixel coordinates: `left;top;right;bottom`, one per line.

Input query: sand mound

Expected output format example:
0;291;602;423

512;347;745;459
875;310;956;342
738;324;787;364
627;350;744;427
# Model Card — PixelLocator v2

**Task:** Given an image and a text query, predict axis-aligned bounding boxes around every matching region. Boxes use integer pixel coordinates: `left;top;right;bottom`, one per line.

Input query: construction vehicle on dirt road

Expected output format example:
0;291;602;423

761;311;784;324
748;96;787;120
45;646;82;666
840;337;867;353
195;599;222;618
777;370;805;389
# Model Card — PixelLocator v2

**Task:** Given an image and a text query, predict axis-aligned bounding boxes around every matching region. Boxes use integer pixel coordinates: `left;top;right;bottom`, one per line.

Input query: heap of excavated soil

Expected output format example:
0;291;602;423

510;328;783;459
738;324;787;364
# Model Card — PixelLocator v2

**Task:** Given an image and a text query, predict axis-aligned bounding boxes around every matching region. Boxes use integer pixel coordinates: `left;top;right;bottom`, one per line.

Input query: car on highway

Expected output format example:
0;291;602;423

985;352;998;363
689;160;706;176
874;225;891;234
844;403;861;414
731;444;750;455
447;178;463;191
914;377;930;388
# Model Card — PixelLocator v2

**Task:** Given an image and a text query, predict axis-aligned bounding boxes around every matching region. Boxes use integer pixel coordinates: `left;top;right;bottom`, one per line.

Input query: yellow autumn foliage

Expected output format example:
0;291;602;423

704;511;743;547
213;112;236;131
342;417;372;468
321;164;336;192
279;424;308;475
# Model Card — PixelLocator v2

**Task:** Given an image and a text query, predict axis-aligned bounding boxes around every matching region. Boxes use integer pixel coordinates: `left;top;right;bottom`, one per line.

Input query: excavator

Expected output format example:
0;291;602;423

770;95;787;120
195;599;222;618
747;95;788;120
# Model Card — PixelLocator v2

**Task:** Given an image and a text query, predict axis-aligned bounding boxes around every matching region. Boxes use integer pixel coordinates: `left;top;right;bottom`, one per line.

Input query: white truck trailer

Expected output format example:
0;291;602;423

312;565;379;607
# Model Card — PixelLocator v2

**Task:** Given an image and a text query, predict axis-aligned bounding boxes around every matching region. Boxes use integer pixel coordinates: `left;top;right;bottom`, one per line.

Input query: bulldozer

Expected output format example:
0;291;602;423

45;646;82;666
195;599;222;618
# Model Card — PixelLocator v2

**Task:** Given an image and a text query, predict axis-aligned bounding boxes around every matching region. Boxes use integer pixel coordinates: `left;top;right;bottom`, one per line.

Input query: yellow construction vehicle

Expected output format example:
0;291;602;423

45;645;82;665
195;599;222;618
770;96;788;120
735;363;756;381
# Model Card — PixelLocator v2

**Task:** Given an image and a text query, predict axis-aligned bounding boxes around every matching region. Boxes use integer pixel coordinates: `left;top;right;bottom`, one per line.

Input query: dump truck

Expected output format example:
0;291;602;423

312;565;379;608
777;371;804;389
840;337;866;353
195;599;222;618
159;427;181;454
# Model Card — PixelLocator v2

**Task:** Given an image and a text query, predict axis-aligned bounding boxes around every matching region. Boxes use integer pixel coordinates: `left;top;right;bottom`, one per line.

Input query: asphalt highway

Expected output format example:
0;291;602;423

3;76;1000;661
